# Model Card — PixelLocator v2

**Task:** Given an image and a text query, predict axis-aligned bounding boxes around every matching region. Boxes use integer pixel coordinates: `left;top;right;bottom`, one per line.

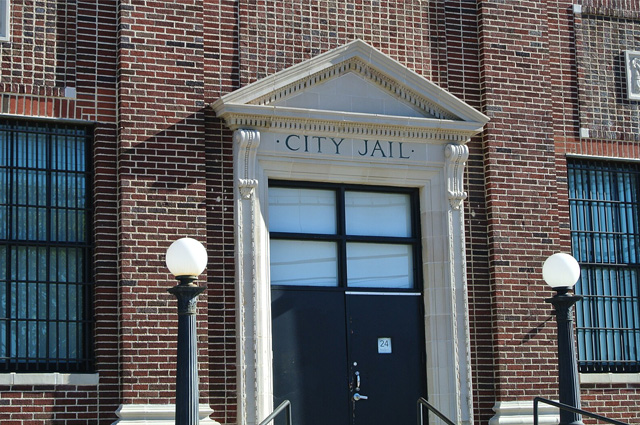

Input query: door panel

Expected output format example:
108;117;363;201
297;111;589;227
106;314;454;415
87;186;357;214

347;294;427;425
271;289;350;425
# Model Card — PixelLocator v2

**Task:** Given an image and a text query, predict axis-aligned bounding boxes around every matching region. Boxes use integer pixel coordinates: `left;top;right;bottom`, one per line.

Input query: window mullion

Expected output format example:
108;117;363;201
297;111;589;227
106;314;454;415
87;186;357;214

337;187;347;289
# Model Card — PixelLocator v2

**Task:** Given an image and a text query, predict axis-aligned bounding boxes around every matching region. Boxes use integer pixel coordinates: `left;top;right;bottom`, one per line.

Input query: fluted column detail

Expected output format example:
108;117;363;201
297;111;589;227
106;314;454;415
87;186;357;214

168;278;206;425
545;291;584;425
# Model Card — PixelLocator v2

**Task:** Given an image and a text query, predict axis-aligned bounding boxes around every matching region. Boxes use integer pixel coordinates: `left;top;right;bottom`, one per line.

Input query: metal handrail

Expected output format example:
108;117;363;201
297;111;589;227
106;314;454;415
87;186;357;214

258;400;292;425
533;397;629;425
418;397;456;425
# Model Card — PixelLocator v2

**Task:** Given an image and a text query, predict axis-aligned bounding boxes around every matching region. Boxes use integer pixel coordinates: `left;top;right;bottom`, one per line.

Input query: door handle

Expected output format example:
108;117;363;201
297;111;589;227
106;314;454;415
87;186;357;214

355;371;360;390
353;393;368;401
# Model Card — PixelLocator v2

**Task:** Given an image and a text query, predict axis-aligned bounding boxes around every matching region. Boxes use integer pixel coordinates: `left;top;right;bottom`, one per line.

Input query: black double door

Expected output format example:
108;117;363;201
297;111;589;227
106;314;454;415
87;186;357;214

271;288;427;425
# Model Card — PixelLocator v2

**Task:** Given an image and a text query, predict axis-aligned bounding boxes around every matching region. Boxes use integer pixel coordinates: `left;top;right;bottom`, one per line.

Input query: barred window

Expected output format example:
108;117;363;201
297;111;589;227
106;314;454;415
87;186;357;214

0;119;93;372
568;159;640;373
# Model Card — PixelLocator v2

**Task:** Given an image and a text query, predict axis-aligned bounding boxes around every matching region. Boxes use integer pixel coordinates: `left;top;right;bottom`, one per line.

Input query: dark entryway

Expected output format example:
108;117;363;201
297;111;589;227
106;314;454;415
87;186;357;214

272;288;426;425
269;182;427;425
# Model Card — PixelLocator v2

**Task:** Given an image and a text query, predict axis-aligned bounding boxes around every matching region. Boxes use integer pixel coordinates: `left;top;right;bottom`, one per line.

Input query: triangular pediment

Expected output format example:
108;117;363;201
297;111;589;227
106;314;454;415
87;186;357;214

268;71;433;118
212;40;488;143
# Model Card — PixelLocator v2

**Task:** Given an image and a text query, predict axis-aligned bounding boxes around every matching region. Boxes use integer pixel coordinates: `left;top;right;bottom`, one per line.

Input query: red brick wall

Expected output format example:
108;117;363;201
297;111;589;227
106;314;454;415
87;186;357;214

234;0;432;85
554;2;640;423
478;0;561;403
203;1;239;423
115;0;209;407
575;6;640;143
0;1;120;424
1;0;640;424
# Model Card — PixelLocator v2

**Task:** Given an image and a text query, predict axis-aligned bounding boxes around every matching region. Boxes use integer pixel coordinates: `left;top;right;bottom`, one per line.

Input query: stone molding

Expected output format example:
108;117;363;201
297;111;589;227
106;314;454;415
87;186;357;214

250;57;455;120
625;50;640;101
219;113;477;144
234;129;261;199
489;400;559;425
0;372;99;386
112;404;219;425
580;372;640;384
223;39;488;425
445;143;469;210
212;40;489;143
232;129;476;425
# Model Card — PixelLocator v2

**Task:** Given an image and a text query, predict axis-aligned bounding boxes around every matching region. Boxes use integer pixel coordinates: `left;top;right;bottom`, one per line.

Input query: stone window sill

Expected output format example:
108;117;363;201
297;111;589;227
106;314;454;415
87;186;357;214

580;373;640;385
0;372;99;386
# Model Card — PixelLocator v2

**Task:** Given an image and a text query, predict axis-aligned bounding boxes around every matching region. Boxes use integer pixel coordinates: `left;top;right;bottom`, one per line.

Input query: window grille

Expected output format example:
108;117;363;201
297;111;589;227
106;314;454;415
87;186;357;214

0;119;93;372
568;159;640;373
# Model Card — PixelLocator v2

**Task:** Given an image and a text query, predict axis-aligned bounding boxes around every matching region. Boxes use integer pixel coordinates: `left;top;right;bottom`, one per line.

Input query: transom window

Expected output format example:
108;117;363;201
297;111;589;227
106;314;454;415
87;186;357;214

268;181;421;290
0;119;93;372
568;159;640;373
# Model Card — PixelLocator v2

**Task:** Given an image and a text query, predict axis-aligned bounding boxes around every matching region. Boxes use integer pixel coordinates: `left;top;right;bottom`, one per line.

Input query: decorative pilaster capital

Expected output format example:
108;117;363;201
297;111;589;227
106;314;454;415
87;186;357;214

234;129;261;199
445;143;469;210
168;284;206;315
545;292;583;321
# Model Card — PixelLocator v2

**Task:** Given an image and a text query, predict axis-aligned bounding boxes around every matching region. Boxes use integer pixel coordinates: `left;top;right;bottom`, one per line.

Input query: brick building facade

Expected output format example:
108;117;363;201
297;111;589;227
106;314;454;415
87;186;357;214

0;1;639;424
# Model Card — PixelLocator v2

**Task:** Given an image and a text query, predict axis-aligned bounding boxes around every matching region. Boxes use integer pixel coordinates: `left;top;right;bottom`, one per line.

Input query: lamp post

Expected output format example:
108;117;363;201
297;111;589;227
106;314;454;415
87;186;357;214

166;237;208;425
542;253;584;425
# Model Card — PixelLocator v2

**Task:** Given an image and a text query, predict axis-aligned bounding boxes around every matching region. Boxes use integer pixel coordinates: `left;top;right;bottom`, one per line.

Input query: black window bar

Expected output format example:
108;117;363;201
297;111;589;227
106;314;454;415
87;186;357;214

0;119;94;372
567;159;640;373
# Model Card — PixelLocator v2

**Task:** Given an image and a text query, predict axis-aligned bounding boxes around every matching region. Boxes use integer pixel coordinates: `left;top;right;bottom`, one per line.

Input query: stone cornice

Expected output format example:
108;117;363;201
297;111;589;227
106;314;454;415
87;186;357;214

216;105;481;143
211;40;489;142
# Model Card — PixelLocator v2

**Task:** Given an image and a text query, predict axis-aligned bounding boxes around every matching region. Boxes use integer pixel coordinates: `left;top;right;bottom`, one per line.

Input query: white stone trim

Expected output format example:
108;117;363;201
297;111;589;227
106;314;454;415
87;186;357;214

625;50;640;101
580;373;640;384
214;40;488;123
250;57;455;120
579;127;590;138
111;404;219;425
233;129;475;425
234;129;261;199
222;40;487;425
212;40;489;141
64;86;77;99
216;106;480;142
234;129;272;425
489;400;559;425
0;372;99;386
0;0;9;42
445;143;469;210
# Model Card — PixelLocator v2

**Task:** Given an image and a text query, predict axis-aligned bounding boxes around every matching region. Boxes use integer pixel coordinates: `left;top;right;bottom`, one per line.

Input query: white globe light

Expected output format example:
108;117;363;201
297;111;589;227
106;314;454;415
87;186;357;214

542;253;581;289
165;237;208;277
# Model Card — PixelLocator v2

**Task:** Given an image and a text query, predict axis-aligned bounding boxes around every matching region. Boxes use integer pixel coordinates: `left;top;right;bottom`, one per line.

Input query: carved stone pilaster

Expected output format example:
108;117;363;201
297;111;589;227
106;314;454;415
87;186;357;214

234;129;261;199
445;143;469;210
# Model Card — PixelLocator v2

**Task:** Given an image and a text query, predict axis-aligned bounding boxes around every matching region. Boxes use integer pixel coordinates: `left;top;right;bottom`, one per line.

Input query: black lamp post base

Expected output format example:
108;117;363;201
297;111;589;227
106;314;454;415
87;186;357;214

545;291;584;425
169;280;206;425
